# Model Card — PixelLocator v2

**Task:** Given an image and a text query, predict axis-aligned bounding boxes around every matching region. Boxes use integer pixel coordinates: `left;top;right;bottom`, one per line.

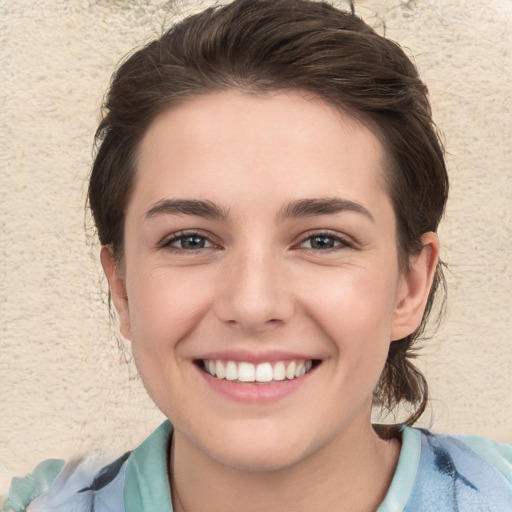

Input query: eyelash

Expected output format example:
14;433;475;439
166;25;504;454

161;230;354;254
161;230;218;253
296;231;354;252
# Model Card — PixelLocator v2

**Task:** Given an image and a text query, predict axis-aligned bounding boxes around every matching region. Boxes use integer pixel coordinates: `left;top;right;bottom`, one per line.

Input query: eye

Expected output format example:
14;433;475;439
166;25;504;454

298;233;352;251
163;231;216;251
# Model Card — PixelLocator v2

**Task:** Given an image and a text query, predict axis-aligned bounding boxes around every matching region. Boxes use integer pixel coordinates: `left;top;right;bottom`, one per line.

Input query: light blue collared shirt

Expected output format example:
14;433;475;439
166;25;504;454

3;421;511;511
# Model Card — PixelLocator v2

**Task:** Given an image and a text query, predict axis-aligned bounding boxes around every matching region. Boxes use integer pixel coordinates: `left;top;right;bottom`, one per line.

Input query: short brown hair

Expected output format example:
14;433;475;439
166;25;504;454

89;0;448;425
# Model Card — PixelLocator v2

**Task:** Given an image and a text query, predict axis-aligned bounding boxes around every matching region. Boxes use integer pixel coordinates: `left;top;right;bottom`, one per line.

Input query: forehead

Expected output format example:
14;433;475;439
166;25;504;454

133;90;390;216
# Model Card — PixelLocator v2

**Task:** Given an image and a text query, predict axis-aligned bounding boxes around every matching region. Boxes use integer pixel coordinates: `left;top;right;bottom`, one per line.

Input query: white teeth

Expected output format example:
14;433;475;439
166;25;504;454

273;361;286;381
285;361;296;380
255;362;273;382
225;361;238;381
238;362;256;382
203;359;315;383
215;360;226;379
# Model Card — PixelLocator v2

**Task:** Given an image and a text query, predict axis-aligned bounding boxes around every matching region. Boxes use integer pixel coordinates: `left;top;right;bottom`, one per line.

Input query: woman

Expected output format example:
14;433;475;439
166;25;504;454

2;0;511;510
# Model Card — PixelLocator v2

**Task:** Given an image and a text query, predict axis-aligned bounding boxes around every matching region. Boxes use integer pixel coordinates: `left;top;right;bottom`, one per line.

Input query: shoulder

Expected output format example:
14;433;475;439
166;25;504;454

1;453;130;512
454;432;512;483
1;459;64;511
407;427;512;511
1;421;173;512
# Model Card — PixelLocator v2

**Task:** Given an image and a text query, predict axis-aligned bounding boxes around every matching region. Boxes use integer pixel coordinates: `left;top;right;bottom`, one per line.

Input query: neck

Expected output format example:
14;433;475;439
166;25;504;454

170;419;400;512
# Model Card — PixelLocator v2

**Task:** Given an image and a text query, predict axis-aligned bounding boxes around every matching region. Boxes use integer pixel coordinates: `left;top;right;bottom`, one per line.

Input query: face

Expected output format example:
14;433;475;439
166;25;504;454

103;90;435;472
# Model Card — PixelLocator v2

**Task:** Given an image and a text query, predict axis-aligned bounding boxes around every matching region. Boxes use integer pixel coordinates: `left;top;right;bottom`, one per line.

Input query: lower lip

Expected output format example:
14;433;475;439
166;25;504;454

197;364;316;404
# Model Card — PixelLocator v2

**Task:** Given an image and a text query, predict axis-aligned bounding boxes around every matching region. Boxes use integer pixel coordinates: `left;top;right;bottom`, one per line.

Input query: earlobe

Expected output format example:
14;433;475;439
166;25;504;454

100;246;131;340
391;232;440;341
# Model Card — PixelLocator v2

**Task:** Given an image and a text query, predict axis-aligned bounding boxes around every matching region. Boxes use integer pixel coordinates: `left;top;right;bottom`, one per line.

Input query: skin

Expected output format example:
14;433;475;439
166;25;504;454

101;90;439;511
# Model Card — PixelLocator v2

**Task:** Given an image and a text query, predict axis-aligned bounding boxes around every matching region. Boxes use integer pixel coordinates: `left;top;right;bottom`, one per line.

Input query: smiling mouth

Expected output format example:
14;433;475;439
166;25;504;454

197;359;320;383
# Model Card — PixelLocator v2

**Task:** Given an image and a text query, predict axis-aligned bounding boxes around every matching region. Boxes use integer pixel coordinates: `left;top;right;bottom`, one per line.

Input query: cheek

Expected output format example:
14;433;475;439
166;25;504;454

125;265;214;355
304;263;398;328
124;268;212;412
300;264;399;368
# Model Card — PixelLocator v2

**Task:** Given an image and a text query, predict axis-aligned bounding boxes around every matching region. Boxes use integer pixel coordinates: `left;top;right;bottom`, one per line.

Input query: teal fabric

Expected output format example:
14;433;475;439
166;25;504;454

2;422;511;511
377;426;421;511
403;429;512;510
1;459;64;511
124;421;174;512
456;433;512;482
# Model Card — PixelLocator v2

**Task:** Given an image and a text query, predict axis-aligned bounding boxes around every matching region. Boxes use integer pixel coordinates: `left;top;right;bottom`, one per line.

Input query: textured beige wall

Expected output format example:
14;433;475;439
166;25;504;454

1;0;511;488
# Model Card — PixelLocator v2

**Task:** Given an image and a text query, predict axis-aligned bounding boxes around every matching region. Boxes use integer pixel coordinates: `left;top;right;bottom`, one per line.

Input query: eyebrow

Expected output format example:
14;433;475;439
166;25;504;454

277;197;375;222
145;199;229;220
145;197;374;223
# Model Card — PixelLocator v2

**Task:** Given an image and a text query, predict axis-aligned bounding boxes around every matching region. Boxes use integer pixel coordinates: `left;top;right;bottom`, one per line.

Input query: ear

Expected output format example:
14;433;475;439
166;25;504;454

391;232;440;341
100;246;131;340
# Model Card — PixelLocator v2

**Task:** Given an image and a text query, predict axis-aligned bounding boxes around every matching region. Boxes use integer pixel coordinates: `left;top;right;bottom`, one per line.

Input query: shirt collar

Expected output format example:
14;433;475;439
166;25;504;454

124;420;174;512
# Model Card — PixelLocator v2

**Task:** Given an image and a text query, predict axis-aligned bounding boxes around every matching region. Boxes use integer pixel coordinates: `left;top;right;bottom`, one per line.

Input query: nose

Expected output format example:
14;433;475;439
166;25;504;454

213;244;295;332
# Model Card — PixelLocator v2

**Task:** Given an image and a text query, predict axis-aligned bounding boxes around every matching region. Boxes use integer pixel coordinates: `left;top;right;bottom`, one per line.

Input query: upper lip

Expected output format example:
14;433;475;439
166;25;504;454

194;350;320;365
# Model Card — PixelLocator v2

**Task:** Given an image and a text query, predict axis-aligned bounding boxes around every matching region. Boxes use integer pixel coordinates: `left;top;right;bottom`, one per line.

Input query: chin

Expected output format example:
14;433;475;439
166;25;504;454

213;445;305;473
198;424;315;473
